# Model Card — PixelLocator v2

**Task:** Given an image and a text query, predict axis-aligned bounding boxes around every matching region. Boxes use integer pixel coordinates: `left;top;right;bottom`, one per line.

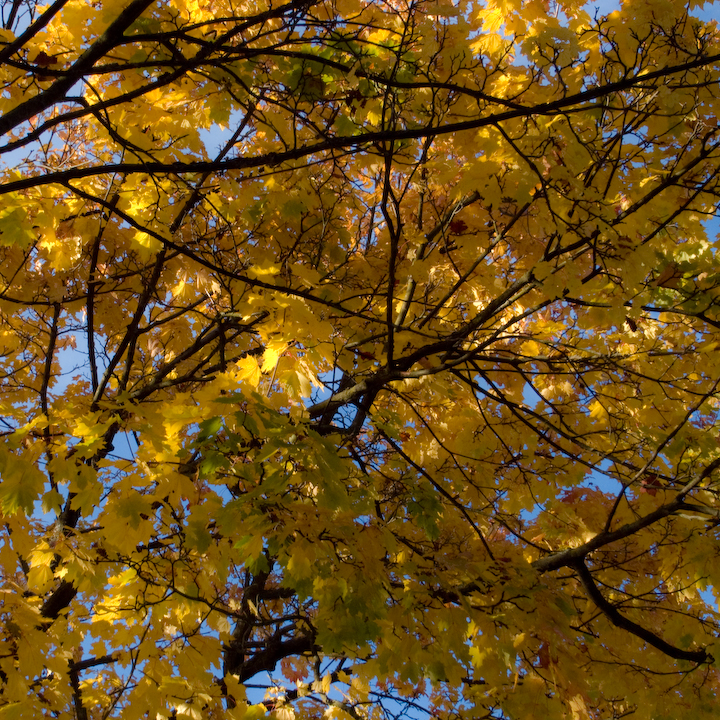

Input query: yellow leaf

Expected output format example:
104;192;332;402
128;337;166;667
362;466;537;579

588;400;608;421
479;7;504;31
262;342;288;373
0;703;26;719
236;356;261;387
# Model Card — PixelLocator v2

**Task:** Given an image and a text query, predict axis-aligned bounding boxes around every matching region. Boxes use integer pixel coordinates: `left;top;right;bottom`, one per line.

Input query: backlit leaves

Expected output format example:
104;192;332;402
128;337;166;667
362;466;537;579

1;0;720;717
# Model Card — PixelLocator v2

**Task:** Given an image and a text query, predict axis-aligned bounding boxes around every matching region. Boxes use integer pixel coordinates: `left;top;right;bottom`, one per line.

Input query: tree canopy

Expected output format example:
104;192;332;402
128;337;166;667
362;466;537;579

1;0;720;717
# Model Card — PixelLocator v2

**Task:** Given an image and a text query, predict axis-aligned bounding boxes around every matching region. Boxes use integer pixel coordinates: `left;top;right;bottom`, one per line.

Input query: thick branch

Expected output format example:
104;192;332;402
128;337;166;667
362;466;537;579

68;660;89;720
572;560;710;664
39;579;77;622
0;0;70;65
0;0;156;138
533;456;720;573
236;634;317;684
2;50;719;193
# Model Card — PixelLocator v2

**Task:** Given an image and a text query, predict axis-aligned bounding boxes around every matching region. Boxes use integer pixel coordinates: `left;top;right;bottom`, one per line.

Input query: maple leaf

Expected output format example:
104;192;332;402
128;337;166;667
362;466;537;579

1;0;720;718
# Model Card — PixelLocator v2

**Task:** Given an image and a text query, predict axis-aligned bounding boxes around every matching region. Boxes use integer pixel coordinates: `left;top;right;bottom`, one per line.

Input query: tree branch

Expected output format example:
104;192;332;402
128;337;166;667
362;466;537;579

572;559;710;664
0;0;157;138
3;50;720;193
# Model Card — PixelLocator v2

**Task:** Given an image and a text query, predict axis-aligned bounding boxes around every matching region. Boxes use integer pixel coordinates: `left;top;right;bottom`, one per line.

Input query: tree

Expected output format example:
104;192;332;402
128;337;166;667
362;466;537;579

1;0;720;716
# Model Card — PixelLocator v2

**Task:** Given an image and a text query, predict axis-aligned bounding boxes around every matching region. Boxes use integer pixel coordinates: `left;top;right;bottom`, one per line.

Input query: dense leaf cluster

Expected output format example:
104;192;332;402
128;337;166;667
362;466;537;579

1;0;720;717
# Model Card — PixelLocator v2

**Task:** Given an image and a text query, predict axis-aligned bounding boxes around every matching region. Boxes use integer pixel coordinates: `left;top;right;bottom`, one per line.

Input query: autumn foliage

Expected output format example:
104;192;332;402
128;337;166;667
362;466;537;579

2;0;720;717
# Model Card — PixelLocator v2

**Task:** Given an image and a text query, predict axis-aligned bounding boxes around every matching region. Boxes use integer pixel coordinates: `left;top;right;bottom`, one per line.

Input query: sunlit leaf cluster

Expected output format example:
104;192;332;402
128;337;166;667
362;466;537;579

1;0;720;717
